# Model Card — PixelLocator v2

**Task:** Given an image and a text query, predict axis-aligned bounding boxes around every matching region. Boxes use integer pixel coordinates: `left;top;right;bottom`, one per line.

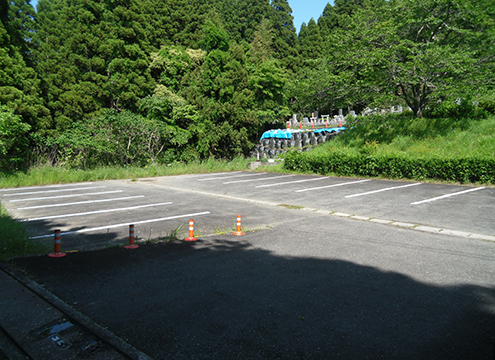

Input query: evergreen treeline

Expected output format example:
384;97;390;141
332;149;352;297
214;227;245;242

1;0;494;170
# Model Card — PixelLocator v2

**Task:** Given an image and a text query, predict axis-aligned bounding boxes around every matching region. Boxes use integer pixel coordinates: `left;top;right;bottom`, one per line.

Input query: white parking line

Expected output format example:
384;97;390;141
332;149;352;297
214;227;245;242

22;202;173;222
255;177;328;188
224;175;295;184
17;196;146;210
3;186;106;196
9;190;124;202
29;211;211;239
198;173;267;181
411;187;486;205
0;182;93;192
295;179;371;193
345;183;422;198
186;171;242;178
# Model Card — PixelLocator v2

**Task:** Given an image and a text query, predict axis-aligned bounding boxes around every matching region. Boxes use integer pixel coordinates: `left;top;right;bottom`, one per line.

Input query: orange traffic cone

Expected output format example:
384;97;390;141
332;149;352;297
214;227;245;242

185;219;198;241
233;215;245;236
48;230;66;258
125;224;139;249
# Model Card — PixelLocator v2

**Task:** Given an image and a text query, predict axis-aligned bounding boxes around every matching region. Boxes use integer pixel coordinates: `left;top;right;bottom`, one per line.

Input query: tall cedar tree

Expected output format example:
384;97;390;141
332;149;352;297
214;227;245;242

0;0;50;132
269;0;299;69
217;0;270;43
298;18;324;59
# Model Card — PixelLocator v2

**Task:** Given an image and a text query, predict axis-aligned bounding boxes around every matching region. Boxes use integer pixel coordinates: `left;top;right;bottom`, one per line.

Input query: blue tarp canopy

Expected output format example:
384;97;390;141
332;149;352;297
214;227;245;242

260;129;293;140
260;127;345;140
314;127;345;134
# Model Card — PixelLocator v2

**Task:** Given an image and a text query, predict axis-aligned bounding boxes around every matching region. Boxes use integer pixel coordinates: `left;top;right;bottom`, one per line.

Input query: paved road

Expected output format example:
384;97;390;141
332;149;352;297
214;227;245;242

2;172;495;359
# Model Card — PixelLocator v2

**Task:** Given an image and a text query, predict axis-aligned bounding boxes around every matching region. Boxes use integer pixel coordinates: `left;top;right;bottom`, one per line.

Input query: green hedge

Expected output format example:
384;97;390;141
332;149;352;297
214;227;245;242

284;150;495;184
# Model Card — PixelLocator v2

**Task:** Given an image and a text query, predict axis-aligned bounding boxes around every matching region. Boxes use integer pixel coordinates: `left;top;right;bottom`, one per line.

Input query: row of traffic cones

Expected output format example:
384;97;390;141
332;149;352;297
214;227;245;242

48;215;246;257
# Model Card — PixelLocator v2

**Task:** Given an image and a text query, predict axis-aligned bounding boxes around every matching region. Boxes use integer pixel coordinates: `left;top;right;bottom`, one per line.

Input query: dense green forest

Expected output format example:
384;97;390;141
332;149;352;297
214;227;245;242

1;0;494;171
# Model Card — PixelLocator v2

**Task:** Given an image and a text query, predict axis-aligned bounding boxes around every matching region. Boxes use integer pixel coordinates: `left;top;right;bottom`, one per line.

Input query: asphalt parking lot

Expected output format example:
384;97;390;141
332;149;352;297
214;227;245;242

1;172;494;250
1;172;495;359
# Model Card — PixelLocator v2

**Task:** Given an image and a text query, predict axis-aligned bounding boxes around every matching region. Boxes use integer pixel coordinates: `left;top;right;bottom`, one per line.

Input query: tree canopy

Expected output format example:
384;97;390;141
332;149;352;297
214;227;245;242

0;0;493;170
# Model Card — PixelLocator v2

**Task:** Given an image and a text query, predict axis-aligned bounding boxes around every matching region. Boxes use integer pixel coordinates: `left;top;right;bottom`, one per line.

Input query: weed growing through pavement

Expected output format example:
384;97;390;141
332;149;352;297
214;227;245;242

213;226;235;235
165;225;184;241
278;204;304;210
145;225;185;243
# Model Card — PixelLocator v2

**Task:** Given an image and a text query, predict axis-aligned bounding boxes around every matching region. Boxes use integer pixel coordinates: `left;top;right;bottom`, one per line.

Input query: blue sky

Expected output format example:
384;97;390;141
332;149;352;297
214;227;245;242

29;0;333;34
290;0;333;33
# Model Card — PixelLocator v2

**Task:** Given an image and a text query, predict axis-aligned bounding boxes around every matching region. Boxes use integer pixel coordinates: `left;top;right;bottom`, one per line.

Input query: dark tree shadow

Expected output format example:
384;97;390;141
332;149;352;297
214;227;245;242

14;238;495;360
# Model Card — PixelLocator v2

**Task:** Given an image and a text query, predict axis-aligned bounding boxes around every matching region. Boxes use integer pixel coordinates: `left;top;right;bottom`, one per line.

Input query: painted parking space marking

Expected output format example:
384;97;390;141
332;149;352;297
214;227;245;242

198;173;267;181
9;190;124;203
187;171;242;178
411;187;486;205
3;186;106;197
17;195;146;210
30;211;211;239
22;202;173;222
0;182;94;192
224;175;295;184
295;179;371;193
255;177;328;188
345;183;422;198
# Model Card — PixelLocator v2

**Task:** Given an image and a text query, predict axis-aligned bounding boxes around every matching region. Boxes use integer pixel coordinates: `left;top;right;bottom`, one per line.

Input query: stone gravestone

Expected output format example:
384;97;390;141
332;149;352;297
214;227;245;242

310;133;318;146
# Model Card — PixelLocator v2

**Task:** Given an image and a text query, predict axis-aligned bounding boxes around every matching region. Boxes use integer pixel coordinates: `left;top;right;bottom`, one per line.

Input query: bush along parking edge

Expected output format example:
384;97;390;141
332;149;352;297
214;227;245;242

283;150;495;184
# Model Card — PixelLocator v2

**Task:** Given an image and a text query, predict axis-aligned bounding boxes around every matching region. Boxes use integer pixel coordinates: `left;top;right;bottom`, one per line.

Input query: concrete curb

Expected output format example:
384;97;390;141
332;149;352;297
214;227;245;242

0;262;153;360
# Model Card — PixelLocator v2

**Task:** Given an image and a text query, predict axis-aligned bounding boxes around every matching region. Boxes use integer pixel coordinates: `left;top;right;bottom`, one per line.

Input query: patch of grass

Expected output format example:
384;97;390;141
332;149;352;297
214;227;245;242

320;114;495;159
278;204;304;210
0;205;48;261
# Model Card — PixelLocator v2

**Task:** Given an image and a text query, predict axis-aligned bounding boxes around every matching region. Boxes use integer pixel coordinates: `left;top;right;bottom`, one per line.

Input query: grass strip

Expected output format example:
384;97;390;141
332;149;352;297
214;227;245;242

0;157;252;188
0;204;48;261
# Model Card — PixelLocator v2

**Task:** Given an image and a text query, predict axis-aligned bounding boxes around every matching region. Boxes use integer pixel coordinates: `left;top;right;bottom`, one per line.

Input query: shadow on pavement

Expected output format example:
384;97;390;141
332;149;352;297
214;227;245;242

13;238;495;359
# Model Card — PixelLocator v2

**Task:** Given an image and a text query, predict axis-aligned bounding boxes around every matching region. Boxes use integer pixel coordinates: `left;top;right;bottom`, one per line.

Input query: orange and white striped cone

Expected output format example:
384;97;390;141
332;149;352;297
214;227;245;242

325;120;328;128
49;229;66;258
299;122;302;129
311;121;314;128
125;224;139;249
287;122;290;129
184;219;197;241
338;119;342;127
233;215;245;236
